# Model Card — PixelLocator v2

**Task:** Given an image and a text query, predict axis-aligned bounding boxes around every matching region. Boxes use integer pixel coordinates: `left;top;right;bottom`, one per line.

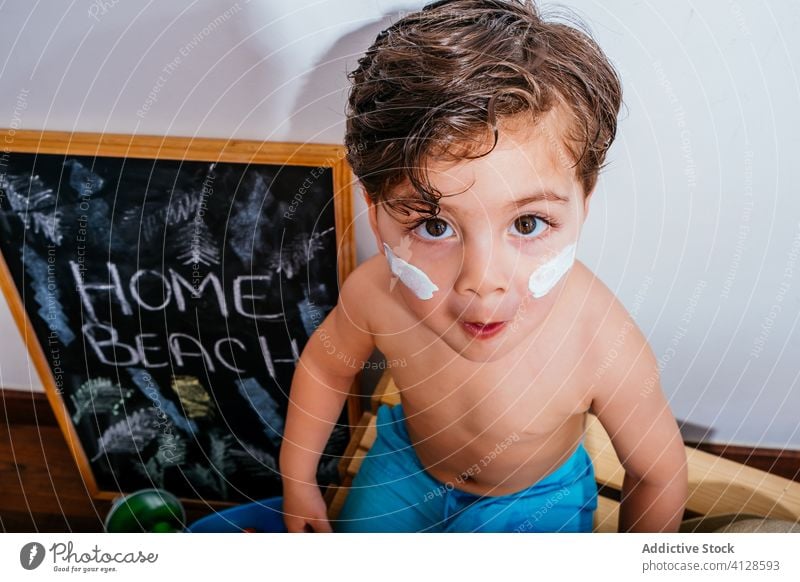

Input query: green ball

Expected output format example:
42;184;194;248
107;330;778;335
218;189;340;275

104;489;186;533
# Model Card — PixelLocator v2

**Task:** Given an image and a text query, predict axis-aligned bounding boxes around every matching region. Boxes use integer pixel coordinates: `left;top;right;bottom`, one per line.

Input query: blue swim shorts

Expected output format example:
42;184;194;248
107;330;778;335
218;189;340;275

334;403;598;533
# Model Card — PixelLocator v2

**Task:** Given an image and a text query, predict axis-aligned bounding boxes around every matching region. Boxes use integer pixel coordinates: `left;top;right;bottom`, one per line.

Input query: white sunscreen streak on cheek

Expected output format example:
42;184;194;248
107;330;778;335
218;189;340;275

383;242;439;300
528;243;577;298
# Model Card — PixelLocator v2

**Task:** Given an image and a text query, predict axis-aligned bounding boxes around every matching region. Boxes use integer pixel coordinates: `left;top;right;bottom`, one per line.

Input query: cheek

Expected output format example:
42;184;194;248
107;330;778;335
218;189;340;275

383;242;440;300
527;242;577;298
382;244;456;331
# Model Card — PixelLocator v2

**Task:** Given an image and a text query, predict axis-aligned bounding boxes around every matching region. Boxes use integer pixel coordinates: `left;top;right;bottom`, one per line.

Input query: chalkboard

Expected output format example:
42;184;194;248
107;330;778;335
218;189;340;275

0;130;358;504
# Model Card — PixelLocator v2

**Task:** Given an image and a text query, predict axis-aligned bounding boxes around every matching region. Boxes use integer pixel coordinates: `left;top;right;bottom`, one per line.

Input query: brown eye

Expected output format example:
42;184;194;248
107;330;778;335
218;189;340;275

508;214;558;240
515;215;537;235
424;219;449;237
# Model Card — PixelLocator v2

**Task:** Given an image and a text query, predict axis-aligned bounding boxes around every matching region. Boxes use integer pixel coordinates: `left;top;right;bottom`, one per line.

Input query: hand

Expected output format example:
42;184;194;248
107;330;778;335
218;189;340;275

282;481;333;533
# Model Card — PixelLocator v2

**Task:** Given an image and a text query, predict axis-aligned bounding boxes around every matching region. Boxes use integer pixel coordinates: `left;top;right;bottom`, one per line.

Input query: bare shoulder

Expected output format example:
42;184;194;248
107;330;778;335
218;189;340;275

569;260;624;321
569;261;657;401
337;252;393;334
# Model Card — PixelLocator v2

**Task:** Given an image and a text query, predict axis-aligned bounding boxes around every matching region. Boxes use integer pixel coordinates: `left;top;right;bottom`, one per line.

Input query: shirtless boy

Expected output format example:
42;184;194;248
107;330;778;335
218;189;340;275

280;0;687;533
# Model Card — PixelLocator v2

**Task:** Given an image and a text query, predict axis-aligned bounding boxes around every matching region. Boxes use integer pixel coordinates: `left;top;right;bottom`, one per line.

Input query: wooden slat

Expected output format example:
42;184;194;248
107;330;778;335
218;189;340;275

684;447;800;520
0;129;345;165
690;441;800;483
323;484;336;507
593;495;620;533
370;371;398;413
346;448;367;478
379;385;401;408
359;415;378;450
327;483;351;521
584;414;626;488
337;412;372;480
584;414;800;521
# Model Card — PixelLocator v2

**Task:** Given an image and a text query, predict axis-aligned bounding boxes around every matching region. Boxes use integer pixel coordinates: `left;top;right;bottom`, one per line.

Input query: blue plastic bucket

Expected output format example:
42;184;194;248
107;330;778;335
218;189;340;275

187;496;287;533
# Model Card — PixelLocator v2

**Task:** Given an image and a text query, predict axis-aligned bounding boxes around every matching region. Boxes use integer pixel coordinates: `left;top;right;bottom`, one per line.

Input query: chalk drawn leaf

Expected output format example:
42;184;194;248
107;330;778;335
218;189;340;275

70;377;134;425
2;173;56;212
182;464;221;496
229;442;279;478
235;377;284;447
228;172;274;266
133;457;165;489
207;432;237;499
269;227;334;280
174;220;220;267
30;211;62;245
91;408;160;462
133;190;202;244
155;432;187;466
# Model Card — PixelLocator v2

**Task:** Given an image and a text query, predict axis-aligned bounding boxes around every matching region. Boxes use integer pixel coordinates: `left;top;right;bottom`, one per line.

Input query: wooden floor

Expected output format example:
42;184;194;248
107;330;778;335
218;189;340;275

1;424;108;531
2;388;798;532
0;389;210;532
1;390;108;532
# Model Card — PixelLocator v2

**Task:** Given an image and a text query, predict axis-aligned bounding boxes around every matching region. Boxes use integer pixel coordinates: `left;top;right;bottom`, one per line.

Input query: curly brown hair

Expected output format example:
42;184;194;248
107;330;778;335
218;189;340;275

344;0;622;220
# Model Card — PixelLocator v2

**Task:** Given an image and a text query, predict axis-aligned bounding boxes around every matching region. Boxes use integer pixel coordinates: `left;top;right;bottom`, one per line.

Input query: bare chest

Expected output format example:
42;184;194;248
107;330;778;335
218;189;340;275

376;326;591;437
373;314;593;494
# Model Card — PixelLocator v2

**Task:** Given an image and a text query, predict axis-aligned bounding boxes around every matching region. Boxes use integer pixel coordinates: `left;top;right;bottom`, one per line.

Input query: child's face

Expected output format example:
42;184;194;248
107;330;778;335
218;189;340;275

366;108;593;363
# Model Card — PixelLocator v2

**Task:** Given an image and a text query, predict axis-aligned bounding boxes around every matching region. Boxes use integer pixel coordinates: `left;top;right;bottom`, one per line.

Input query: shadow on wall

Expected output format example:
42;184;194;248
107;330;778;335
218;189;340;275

288;12;406;263
289;14;408;400
288;13;397;145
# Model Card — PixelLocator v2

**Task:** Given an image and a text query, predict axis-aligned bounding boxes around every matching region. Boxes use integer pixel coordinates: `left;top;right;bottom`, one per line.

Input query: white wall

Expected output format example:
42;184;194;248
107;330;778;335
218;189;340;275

0;0;798;448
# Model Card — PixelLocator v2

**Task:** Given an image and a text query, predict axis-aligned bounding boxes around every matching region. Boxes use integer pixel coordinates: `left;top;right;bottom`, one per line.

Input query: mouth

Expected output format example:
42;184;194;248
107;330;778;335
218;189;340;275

461;320;508;340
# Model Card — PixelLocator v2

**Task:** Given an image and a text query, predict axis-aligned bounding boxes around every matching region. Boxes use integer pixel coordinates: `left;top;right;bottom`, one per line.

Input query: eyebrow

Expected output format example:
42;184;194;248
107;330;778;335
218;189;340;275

503;191;571;208
435;190;571;212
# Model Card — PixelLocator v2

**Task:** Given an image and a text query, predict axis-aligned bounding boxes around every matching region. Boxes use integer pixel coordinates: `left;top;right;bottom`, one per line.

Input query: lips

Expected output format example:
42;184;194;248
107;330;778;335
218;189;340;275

461;320;507;339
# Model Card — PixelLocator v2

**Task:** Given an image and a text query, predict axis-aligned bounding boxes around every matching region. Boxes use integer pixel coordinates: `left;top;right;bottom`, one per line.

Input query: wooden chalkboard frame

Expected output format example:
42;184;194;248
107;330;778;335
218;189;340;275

0;129;358;507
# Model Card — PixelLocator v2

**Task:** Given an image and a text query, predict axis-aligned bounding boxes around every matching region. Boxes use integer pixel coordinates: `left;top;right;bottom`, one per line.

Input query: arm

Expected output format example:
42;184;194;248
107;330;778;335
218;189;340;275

590;316;688;532
279;270;376;531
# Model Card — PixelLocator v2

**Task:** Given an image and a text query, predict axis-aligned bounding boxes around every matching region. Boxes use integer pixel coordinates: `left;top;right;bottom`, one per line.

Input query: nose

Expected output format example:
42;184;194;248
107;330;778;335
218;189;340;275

453;234;510;299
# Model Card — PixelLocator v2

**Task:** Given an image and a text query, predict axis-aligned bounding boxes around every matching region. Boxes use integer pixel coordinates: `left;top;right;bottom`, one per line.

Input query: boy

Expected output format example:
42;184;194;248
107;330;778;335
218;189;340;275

280;0;687;533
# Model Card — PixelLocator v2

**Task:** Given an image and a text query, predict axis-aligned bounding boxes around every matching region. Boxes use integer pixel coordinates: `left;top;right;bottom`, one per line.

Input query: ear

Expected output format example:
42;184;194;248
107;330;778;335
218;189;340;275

362;188;385;254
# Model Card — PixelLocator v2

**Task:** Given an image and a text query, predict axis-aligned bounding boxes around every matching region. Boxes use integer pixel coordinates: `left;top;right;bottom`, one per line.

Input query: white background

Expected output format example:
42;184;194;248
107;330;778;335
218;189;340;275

0;0;798;448
1;532;797;581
